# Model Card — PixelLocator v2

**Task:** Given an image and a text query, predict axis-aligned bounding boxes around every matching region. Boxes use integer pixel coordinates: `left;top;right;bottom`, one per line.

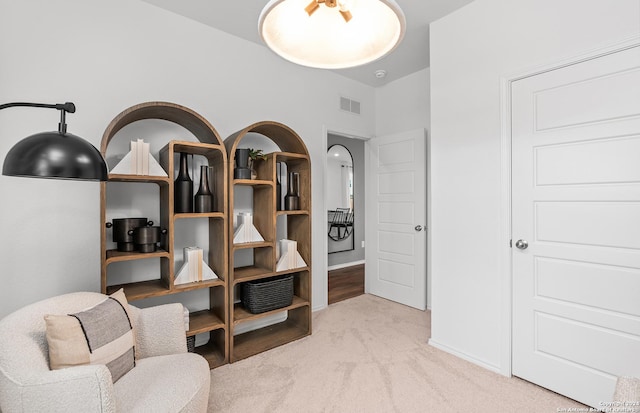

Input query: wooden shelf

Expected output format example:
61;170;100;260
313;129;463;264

105;249;170;264
174;212;225;220
274;266;310;277
106;279;169;300
187;309;225;335
234;179;273;187
232;315;310;362
233;265;274;283
194;338;226;369
232;241;272;250
275;152;308;161
100;101;229;368
234;296;308;324
173;278;225;293
276;210;309;216
100;117;311;367
225;121;312;363
107;174;170;185
172;140;224;155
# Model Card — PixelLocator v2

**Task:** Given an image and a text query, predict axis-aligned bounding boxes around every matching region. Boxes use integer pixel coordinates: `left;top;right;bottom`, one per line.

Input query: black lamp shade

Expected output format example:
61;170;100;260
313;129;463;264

2;131;108;181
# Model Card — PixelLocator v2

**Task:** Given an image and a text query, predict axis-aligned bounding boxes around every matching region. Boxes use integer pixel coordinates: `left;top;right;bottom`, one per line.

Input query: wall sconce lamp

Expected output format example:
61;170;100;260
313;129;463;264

1;102;108;181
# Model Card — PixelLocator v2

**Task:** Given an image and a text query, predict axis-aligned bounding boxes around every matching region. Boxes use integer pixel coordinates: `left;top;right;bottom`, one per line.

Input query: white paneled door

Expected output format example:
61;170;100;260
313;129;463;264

365;129;427;310
512;45;640;407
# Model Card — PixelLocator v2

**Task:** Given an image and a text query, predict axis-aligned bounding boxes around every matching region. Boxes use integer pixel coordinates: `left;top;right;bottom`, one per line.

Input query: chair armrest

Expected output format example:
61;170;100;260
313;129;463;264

131;303;187;359
2;364;115;413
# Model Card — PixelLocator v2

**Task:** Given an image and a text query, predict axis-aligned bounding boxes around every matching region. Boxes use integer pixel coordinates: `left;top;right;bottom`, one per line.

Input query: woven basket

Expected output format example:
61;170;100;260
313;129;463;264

241;274;294;314
187;335;195;353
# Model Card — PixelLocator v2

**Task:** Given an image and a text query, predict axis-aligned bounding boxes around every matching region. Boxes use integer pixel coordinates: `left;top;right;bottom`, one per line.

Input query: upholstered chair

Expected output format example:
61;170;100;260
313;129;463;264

0;292;210;412
614;377;640;413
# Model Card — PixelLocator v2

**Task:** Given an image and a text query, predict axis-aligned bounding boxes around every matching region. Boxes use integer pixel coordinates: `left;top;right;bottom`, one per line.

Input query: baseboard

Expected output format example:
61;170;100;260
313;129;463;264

312;303;327;313
328;260;365;271
428;338;503;375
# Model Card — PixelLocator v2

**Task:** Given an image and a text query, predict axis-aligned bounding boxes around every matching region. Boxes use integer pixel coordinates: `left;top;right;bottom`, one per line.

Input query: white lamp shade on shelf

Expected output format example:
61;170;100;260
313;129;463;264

259;0;406;69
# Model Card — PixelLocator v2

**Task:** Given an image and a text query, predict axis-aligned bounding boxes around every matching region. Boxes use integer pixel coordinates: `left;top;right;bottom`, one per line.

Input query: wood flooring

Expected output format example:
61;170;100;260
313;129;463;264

328;263;364;305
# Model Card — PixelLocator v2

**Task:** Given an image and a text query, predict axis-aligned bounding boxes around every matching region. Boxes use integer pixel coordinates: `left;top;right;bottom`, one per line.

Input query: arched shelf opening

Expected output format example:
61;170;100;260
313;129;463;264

101;101;223;153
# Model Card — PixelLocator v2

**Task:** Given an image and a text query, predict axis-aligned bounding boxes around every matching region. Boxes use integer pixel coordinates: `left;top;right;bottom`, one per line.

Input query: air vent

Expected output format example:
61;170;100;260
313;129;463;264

340;97;351;112
339;96;361;115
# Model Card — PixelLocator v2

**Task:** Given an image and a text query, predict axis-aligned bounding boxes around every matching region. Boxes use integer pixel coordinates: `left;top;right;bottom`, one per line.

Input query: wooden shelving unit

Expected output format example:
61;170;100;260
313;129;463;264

225;121;312;363
99;101;229;368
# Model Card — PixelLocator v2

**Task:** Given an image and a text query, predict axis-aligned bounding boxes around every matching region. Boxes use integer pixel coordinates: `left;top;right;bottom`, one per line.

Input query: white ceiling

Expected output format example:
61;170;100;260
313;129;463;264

142;0;474;87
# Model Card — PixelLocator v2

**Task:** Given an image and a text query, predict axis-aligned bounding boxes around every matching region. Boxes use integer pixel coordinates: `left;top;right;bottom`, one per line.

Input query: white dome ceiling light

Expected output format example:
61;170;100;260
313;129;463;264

259;0;406;69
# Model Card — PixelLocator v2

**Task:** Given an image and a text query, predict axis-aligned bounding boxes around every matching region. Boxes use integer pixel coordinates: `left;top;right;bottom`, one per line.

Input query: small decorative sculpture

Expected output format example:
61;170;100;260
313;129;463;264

174;247;218;285
276;239;307;271
233;212;265;244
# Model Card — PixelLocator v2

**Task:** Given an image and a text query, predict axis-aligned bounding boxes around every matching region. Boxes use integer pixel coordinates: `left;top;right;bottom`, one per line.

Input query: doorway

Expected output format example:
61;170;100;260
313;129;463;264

326;132;366;304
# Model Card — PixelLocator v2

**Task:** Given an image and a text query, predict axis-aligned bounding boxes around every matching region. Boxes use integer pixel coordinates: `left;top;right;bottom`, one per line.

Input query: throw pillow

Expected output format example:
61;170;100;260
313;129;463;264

45;289;135;382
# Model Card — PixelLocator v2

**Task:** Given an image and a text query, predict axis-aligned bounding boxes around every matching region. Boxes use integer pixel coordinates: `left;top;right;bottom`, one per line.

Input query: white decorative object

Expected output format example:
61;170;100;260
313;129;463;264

110;139;168;177
276;239;306;271
182;306;190;331
174;247;218;285
233;213;265;244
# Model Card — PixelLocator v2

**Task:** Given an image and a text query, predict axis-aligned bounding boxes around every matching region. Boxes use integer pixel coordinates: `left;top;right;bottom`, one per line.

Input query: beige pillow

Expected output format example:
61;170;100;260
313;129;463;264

45;289;135;382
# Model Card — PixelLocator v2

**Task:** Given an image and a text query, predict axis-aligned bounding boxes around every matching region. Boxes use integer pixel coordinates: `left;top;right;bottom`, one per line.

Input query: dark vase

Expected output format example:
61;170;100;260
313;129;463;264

276;162;282;211
174;152;193;213
194;165;213;213
284;171;300;211
129;226;167;253
106;218;152;252
234;148;251;179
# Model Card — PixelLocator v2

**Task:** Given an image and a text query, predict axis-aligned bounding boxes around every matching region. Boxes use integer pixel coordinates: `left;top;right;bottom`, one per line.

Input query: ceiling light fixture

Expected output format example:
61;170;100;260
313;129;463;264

259;0;406;69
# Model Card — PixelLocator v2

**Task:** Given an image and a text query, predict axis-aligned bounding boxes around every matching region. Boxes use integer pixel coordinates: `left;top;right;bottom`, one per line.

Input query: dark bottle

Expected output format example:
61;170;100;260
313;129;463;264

194;165;213;213
284;171;300;211
174;152;193;213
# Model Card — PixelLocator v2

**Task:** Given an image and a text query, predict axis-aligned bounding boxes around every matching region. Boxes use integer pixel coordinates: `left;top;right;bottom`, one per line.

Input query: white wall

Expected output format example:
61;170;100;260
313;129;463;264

429;0;640;372
374;67;431;307
0;0;377;318
375;68;430;136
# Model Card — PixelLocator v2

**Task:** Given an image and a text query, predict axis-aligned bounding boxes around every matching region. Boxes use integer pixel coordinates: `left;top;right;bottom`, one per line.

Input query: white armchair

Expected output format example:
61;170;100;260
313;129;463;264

0;292;210;413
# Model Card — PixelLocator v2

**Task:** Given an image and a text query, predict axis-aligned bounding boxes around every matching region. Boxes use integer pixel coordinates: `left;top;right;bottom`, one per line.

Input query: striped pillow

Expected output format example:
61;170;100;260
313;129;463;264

44;289;135;382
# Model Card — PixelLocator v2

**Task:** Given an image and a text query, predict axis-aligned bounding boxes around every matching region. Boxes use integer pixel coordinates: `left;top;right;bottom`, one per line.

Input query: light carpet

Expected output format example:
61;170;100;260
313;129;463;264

209;294;586;412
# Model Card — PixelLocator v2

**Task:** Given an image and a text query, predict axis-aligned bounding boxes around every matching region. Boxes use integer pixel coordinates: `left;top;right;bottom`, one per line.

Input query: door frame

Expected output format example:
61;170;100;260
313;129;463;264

322;125;371;311
499;35;640;377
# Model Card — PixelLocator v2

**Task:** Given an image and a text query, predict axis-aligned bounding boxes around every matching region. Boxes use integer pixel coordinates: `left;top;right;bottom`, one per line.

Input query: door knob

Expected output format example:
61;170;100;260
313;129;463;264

515;239;528;250
414;225;423;232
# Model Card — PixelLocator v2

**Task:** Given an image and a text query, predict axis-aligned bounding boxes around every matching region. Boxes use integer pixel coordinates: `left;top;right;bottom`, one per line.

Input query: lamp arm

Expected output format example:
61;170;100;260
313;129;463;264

0;101;76;134
0;102;75;113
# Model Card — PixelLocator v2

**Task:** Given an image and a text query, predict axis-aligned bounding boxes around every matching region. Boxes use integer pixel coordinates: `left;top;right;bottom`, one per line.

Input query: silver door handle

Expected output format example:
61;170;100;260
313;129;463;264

515;239;528;250
414;225;423;232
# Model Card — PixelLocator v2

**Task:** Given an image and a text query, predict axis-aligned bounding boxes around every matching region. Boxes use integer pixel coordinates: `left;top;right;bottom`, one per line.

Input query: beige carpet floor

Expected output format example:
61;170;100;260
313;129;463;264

209;294;586;413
